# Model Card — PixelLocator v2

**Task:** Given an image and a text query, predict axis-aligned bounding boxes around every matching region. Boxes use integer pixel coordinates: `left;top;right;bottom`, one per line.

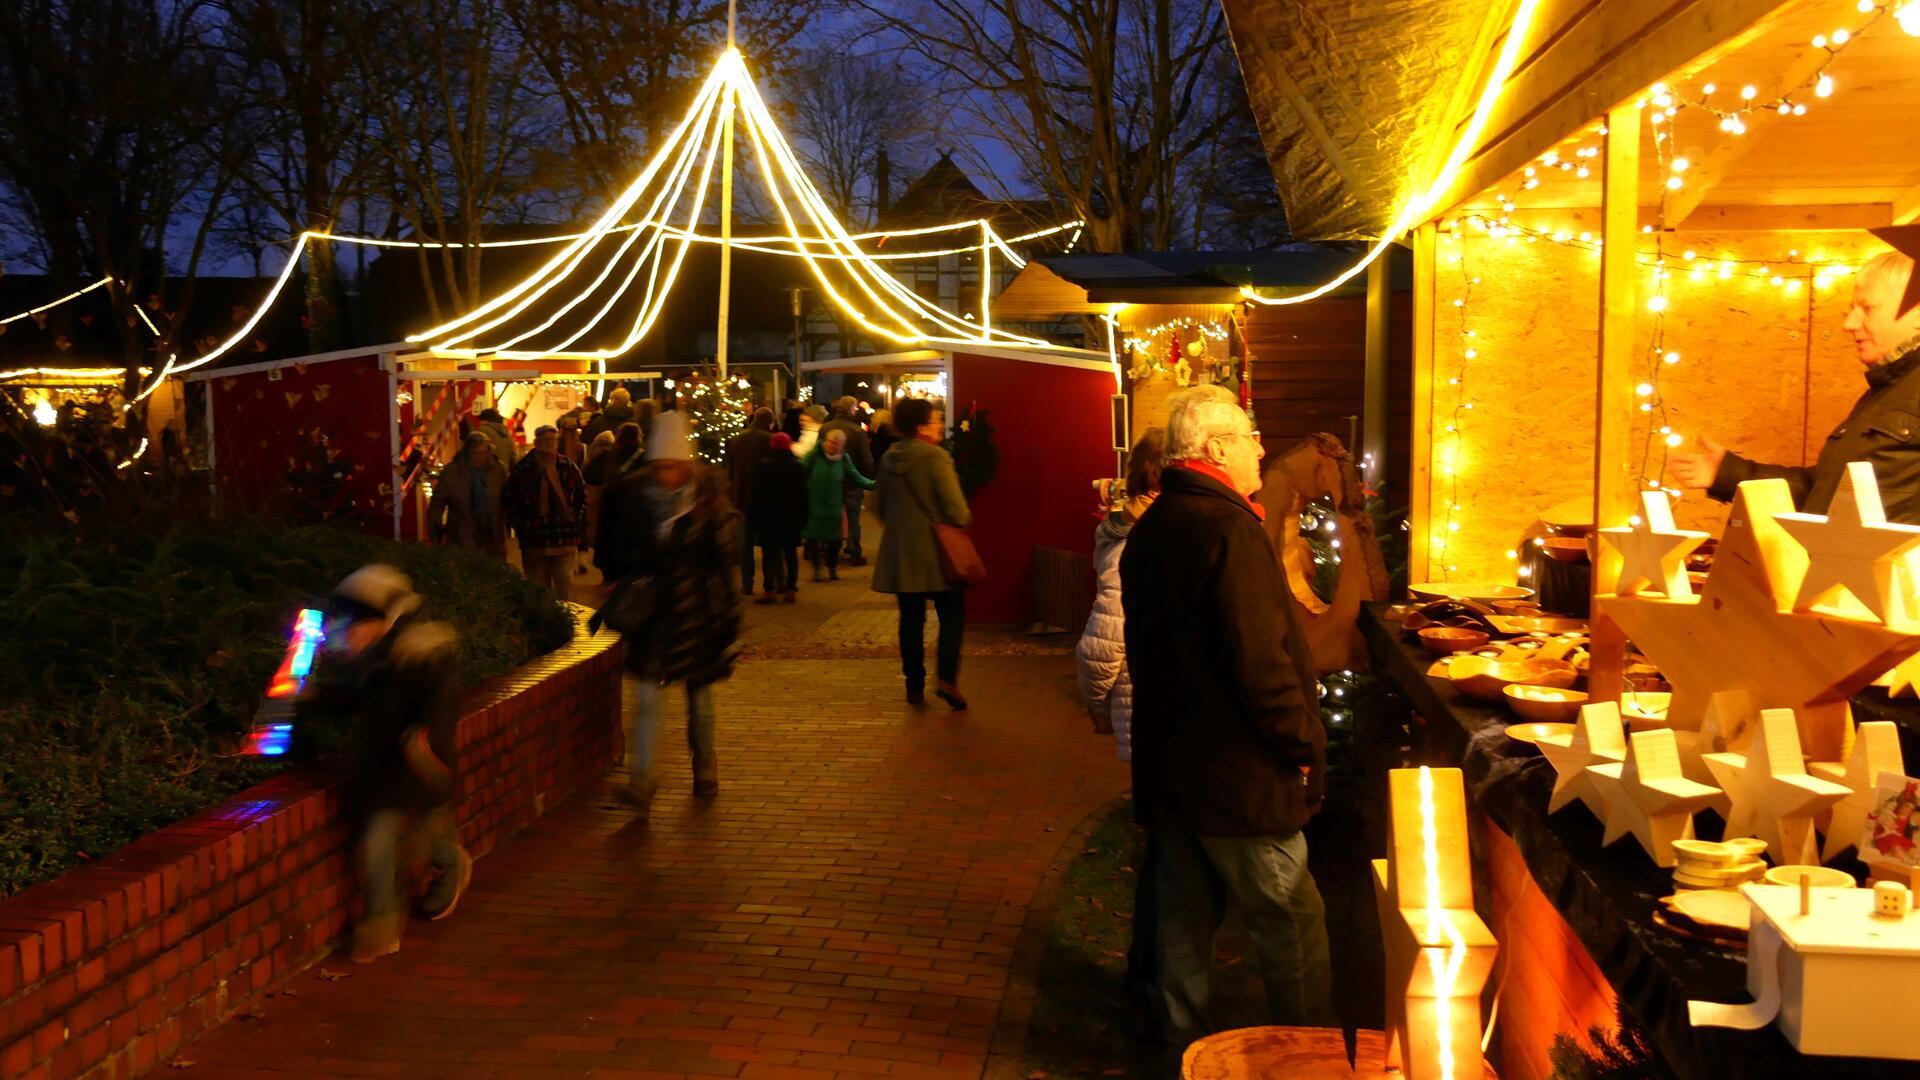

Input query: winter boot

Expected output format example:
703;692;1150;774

350;912;403;964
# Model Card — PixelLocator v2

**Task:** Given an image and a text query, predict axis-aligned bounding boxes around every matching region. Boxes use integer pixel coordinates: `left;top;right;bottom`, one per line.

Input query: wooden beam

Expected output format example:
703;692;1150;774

1363;251;1392;486
1662;40;1834;226
1676;203;1893;231
1434;0;1797;222
1891;184;1920;226
1409;225;1438;585
1592;102;1642;704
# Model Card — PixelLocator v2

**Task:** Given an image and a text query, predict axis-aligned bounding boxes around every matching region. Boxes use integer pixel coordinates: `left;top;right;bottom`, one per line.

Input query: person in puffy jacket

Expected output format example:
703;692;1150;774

1076;427;1166;762
1074;427;1164;1007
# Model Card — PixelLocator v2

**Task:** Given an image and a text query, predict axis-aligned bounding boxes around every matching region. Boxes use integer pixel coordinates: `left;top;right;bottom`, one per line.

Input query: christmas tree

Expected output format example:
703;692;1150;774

684;371;752;465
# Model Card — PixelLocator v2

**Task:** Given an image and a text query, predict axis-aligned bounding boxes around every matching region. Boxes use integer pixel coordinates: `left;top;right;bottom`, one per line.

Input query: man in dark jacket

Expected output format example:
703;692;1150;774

587;387;638;443
727;408;778;593
1671;243;1920;520
296;565;469;964
821;396;875;565
1121;385;1331;1065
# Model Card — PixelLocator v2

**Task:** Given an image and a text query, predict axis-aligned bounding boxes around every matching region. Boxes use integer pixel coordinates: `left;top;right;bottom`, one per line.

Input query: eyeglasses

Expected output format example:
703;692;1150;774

1212;430;1263;446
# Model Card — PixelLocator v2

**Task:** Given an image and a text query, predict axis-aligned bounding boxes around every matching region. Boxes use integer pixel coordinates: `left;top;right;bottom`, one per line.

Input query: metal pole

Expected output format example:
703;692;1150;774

714;12;736;381
1363;251;1390;485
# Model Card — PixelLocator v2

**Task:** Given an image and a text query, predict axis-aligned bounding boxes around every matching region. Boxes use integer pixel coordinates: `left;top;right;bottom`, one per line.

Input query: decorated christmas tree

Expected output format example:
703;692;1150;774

684;371;752;465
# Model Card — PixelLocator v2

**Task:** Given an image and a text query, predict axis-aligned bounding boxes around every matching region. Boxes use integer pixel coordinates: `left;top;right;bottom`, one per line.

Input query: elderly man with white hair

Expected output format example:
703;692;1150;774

1119;384;1332;1065
1670;230;1920;521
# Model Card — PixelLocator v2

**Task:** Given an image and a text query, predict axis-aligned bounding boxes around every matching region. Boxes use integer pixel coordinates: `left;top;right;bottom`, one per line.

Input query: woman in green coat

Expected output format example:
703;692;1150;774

802;428;874;582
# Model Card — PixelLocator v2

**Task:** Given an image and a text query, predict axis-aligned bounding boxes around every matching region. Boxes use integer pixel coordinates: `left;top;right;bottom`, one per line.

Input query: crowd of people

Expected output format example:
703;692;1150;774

344;379;1327;1074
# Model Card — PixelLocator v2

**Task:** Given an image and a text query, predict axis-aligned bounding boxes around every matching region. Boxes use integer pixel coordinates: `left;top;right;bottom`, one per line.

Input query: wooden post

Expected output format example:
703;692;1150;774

1409;224;1438;585
1364;249;1391;490
1591;102;1642;703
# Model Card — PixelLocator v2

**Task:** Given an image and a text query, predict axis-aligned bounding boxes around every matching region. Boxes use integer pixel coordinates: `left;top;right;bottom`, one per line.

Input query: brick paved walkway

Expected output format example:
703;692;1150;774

174;521;1127;1079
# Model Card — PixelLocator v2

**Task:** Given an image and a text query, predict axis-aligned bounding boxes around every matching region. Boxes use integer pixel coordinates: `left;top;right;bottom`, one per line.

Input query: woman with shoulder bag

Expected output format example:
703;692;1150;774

871;397;976;711
592;411;742;820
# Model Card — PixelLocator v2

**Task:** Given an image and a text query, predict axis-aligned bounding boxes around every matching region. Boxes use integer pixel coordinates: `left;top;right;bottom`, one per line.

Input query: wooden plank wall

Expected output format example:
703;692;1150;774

1247;291;1414;505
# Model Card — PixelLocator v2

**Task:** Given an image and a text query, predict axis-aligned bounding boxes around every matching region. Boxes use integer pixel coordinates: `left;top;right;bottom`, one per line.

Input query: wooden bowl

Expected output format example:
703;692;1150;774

1542;537;1589;563
1763;865;1855;888
1408;582;1536;603
1419;626;1490;654
1506;721;1577;746
1491;599;1545;616
1504;684;1589;722
1448;655;1578;702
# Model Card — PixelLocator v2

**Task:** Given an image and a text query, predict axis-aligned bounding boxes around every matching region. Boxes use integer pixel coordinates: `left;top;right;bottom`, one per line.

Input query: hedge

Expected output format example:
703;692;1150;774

0;513;574;897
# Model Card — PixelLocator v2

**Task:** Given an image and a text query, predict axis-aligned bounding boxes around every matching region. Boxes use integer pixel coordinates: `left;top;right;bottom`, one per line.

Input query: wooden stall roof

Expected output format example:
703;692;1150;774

1455;0;1920;230
1224;0;1801;240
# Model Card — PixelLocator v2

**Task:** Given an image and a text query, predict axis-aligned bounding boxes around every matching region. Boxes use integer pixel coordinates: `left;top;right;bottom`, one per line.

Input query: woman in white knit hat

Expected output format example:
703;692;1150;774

593;410;743;819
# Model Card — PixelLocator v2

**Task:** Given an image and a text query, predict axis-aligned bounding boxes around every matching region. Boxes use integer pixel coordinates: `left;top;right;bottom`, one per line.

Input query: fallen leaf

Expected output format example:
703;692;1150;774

316;968;350;981
167;1060;196;1069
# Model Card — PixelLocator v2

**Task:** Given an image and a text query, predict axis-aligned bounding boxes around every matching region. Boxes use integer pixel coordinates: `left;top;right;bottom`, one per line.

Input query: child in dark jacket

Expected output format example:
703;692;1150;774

297;565;470;963
749;432;810;603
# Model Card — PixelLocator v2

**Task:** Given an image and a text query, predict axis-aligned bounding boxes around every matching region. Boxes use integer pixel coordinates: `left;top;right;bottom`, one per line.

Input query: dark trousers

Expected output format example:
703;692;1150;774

740;534;759;593
760;545;798;593
842;489;866;557
896;589;964;688
806;539;839;575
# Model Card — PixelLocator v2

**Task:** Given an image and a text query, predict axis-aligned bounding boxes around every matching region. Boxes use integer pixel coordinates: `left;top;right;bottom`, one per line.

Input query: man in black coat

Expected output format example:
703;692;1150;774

1120;385;1332;1066
727;408;778;593
1670;242;1920;520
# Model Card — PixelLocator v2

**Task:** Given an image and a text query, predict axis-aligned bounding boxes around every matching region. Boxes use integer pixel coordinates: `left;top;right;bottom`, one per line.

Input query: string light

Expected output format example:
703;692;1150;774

0;277;113;326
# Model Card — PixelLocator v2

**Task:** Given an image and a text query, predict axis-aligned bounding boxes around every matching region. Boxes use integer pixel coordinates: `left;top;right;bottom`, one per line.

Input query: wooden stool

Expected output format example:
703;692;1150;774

1182;1026;1498;1079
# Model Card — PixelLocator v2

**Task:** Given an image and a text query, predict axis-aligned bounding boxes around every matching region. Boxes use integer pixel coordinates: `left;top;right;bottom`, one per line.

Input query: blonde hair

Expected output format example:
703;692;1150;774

607;387;632;407
1165;384;1247;462
1862;251;1916;298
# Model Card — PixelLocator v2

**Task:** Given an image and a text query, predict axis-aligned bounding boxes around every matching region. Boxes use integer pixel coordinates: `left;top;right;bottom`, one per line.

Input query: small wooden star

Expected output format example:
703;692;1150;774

1811;720;1906;863
1539;701;1626;817
1598;489;1709;597
1588;728;1723;867
1703;708;1850;865
1775;461;1920;626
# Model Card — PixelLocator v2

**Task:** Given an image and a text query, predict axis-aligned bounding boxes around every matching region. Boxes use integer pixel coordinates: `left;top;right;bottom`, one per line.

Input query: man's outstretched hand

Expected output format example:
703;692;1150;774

1666;437;1726;489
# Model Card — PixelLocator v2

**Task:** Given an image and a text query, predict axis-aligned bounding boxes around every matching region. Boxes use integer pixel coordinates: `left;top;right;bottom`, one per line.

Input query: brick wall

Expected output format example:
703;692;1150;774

0;614;622;1080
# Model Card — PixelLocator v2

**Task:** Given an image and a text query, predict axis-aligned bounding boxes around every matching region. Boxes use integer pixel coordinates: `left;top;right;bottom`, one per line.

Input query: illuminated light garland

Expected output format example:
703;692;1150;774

0;277;113;325
1241;0;1545;307
1120;315;1229;354
1;365;153;381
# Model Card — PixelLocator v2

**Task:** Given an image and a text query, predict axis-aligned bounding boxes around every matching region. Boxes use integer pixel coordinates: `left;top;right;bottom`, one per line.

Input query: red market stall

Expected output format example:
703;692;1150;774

804;344;1120;628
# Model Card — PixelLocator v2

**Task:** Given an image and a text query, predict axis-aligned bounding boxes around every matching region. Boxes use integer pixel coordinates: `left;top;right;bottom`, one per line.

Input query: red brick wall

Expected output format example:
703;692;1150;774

1487;821;1620;1080
0;619;622;1080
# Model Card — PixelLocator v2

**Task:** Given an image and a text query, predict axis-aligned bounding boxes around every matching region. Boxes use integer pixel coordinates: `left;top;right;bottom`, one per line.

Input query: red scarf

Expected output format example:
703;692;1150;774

1173;461;1265;520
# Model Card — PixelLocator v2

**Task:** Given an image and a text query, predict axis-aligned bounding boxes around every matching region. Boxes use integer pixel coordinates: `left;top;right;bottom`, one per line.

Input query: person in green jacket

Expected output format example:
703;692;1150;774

802;428;874;581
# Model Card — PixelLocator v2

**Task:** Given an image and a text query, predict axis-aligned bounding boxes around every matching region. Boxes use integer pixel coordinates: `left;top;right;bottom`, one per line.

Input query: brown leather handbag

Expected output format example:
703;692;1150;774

907;477;986;587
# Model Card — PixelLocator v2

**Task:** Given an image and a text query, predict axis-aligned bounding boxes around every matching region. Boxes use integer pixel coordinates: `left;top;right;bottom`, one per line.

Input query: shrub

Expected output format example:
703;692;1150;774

0;513;573;896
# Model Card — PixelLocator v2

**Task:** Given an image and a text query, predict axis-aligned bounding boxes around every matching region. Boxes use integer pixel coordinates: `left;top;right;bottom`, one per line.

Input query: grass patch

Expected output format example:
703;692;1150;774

0;513;573;897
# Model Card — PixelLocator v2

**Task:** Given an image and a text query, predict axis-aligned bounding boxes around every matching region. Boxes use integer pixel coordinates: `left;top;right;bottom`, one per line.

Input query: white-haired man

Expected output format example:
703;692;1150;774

1670;230;1920;521
1119;384;1332;1064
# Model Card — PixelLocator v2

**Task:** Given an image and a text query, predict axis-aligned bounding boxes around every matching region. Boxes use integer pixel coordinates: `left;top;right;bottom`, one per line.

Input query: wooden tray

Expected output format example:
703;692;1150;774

1671;888;1753;933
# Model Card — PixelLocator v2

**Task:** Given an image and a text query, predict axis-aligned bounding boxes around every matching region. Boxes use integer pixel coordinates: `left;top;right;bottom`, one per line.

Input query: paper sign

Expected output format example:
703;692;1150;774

1861;773;1920;870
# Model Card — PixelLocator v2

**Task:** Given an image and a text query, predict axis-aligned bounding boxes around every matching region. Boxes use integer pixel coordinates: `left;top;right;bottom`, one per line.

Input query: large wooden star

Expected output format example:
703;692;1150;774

1810;720;1905;863
1703;708;1850;865
1598;490;1709;597
1587;728;1723;867
1598;478;1920;762
1538;701;1625;817
1776;461;1920;626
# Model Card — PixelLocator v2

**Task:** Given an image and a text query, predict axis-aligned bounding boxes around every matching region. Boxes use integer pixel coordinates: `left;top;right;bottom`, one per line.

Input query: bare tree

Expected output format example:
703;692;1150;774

774;48;935;227
221;0;409;351
505;0;831;207
0;0;259;401
853;0;1238;253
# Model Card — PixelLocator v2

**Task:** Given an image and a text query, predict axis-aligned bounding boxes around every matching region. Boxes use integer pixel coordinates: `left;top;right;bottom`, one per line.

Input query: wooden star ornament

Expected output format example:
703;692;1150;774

1539;701;1626;817
1810;720;1905;863
1598;489;1709;597
1702;708;1850;865
1587;728;1723;866
1775;461;1920;626
1598;478;1920;762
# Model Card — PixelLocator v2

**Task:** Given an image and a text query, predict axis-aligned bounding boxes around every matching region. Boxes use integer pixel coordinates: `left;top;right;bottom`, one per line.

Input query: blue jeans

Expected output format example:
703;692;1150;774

627;680;716;789
1152;823;1333;1070
360;807;465;922
842;489;865;557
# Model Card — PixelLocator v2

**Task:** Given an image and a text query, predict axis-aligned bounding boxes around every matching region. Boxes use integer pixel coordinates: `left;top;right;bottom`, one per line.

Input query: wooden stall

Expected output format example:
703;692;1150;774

1226;0;1920;1076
